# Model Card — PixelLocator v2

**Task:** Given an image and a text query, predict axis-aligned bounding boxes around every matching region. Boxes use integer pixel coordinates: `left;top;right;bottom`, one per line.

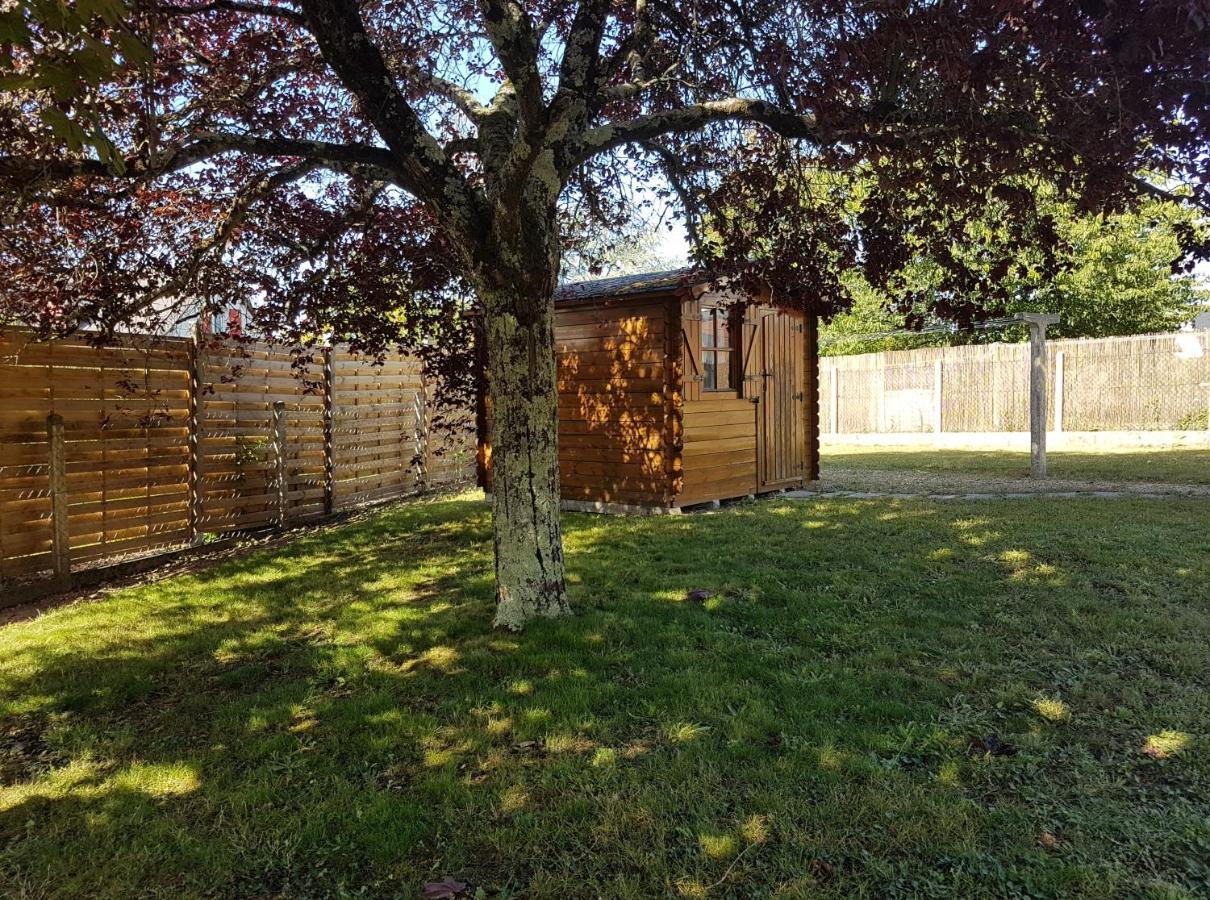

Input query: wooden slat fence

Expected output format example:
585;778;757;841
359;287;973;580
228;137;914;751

0;329;474;585
199;341;329;534
331;350;425;508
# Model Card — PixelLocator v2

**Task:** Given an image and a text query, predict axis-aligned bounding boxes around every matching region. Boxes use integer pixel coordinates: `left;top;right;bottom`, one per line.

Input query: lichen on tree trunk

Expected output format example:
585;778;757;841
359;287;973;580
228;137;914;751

482;283;570;629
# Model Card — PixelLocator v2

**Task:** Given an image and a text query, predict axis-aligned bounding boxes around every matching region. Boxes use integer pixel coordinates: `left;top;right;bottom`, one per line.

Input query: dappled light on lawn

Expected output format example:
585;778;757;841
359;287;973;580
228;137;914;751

0;490;1207;896
1142;730;1193;760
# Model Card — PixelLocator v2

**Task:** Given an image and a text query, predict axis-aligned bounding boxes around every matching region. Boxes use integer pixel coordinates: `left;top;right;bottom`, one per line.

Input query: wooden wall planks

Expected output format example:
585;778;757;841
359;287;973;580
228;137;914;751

553;298;674;505
0;329;474;584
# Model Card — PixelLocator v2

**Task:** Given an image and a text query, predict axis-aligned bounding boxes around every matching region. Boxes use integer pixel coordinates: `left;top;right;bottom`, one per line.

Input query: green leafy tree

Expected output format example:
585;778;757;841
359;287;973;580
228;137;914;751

821;192;1208;354
1035;200;1209;338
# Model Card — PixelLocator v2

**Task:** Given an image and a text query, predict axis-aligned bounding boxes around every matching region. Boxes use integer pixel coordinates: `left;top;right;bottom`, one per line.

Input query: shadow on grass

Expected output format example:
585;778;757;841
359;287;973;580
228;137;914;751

1;492;1207;898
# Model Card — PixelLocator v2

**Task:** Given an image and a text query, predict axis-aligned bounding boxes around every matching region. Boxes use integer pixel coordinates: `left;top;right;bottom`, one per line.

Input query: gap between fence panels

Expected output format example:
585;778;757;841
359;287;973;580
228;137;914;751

0;329;477;591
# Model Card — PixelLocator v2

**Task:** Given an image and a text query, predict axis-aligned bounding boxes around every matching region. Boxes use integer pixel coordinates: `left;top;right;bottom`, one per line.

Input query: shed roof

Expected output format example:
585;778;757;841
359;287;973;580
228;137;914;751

554;267;703;303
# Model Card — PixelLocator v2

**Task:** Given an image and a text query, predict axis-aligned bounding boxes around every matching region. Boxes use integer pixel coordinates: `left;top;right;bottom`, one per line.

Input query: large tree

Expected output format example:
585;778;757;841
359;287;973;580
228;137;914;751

2;0;1207;627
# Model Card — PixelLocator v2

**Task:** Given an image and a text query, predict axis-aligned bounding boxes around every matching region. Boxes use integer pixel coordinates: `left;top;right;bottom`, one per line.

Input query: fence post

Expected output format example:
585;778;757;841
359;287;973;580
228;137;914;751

322;347;335;516
1054;350;1065;434
187;327;203;544
414;369;429;492
46;413;71;586
271;400;287;528
932;359;943;434
1018;313;1060;477
829;365;839;435
877;357;886;433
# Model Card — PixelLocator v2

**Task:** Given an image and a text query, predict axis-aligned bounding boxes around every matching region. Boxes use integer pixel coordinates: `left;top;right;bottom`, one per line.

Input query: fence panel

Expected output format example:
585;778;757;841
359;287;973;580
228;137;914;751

1060;332;1208;431
198;341;329;534
941;343;1030;433
331;352;425;509
427;408;478;487
0;331;194;578
1;329;476;585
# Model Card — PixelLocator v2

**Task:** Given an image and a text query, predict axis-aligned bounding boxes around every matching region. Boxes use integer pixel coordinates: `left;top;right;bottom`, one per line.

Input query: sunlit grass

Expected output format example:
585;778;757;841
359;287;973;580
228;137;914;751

823;445;1210;484
1143;730;1194;759
1033;696;1073;724
0;489;1208;897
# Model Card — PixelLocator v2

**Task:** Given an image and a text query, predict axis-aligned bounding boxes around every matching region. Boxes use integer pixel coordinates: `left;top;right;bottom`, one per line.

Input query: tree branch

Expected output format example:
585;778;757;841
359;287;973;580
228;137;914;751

555;0;612;104
640;139;703;248
477;0;545;134
0;133;402;184
1131;175;1208;213
152;0;306;24
296;0;487;245
573;98;826;168
138;161;321;315
599;0;655;88
401;64;489;121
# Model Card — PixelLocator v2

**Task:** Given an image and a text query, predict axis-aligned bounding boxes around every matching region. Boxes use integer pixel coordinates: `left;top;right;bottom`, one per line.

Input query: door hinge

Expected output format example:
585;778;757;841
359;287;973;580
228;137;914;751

792;391;804;401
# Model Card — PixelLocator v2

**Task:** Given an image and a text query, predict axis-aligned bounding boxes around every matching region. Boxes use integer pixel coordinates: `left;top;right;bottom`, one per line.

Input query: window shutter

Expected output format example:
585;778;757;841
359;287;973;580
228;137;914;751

681;297;703;402
739;306;761;399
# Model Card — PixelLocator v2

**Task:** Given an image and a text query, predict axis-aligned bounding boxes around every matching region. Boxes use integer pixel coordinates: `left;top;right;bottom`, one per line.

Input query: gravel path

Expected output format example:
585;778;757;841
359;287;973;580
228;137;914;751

787;467;1210;500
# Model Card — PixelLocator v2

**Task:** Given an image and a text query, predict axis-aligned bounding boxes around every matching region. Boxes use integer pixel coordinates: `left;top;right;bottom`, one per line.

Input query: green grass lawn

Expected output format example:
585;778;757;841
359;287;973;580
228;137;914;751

2;491;1208;898
824;445;1210;485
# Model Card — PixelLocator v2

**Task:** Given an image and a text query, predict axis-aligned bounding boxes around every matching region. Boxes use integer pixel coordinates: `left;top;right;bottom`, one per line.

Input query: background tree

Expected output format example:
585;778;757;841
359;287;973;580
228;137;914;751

816;192;1210;354
2;0;1207;628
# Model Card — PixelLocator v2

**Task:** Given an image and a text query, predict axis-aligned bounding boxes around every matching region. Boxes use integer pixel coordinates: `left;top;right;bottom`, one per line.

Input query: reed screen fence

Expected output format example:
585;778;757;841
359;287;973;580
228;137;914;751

821;330;1210;436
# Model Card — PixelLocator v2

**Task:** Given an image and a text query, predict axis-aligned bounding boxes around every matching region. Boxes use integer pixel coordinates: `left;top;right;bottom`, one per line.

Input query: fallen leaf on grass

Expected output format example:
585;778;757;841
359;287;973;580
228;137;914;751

422;878;469;899
969;733;1017;757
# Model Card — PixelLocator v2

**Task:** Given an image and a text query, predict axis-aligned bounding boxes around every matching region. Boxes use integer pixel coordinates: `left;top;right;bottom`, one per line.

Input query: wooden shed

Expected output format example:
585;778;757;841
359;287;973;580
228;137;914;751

479;268;821;513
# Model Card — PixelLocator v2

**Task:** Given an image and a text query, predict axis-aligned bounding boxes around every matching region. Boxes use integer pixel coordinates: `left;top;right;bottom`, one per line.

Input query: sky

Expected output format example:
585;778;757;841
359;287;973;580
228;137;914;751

655;220;690;266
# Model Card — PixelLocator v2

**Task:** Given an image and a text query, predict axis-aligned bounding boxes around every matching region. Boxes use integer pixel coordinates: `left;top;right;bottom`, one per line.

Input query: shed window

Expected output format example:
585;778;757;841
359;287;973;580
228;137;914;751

701;307;733;391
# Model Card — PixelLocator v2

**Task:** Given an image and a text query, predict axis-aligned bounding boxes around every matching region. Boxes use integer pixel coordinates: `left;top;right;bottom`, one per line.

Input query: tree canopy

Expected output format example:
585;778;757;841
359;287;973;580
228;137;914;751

806;190;1210;354
2;0;1208;625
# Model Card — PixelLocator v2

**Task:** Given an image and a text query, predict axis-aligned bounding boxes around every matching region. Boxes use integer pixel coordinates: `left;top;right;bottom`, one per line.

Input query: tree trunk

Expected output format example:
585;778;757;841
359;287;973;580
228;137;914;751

482;282;570;629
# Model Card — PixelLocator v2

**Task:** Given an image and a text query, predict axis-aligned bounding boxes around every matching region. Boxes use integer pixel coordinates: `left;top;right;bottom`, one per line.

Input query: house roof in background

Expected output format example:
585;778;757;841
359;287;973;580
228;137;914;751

554;267;703;303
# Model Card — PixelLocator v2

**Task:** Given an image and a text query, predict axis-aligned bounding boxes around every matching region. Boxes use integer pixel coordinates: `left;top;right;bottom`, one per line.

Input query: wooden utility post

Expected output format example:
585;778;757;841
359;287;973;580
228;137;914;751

1018;313;1060;478
271;400;287;528
46;413;71;586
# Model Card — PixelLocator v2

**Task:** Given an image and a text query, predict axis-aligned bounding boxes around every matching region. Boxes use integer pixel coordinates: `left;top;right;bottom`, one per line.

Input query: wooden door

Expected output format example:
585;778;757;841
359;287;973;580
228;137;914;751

757;309;806;487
